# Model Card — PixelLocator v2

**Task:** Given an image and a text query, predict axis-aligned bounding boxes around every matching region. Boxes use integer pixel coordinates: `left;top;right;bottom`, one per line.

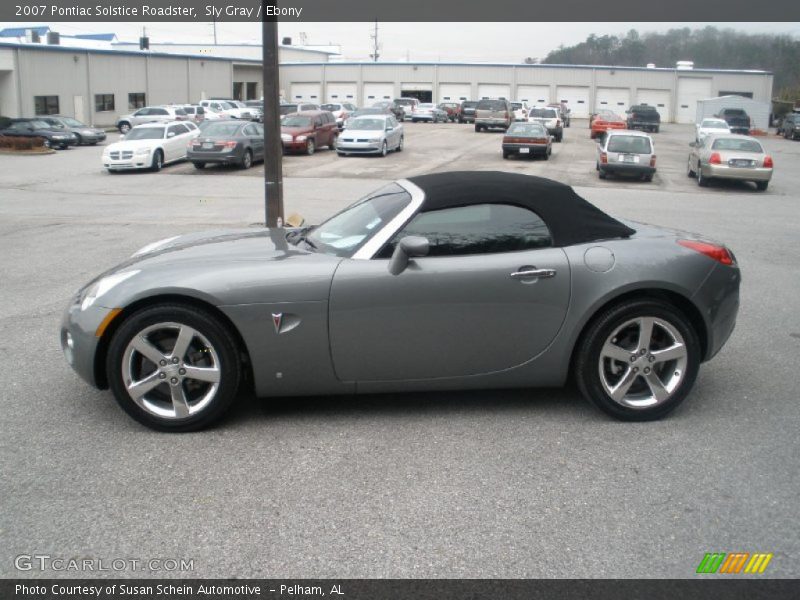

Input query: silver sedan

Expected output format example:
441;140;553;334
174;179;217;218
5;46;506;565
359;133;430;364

61;172;740;431
337;114;404;157
688;134;773;191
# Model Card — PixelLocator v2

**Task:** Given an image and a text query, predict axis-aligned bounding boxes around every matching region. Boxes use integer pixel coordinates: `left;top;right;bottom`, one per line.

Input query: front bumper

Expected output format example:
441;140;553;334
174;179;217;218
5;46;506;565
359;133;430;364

282;140;311;152
103;155;152;170
337;140;384;154
60;301;113;389
704;164;772;182
79;132;107;143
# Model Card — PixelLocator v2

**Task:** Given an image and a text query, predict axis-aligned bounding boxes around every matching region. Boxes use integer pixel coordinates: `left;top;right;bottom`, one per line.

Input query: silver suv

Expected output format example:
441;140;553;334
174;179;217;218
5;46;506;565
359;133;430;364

474;98;513;132
116;106;188;133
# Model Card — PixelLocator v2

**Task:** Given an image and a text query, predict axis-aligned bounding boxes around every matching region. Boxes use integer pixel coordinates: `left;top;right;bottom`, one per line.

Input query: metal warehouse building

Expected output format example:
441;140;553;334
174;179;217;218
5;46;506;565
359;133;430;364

0;41;263;127
278;62;773;123
0;37;773;127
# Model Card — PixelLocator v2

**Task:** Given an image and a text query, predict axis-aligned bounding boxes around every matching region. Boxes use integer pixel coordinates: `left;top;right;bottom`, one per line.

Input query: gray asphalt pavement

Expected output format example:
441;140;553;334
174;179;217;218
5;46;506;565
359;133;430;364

1;123;798;578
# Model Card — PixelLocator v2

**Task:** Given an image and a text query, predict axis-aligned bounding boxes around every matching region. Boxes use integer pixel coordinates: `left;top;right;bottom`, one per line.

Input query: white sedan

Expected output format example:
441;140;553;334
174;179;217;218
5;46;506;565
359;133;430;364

103;122;199;172
695;118;731;142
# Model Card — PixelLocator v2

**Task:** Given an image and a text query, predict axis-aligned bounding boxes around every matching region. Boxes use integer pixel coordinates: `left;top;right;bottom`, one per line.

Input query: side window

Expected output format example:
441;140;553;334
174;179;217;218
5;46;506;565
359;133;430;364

134;108;149;116
255;124;264;136
243;124;256;136
314;116;324;128
378;204;552;258
152;108;169;116
167;124;187;137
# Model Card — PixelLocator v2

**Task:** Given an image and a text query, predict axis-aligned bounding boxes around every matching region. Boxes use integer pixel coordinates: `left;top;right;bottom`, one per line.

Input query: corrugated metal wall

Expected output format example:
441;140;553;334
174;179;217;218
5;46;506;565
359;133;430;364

696;96;772;130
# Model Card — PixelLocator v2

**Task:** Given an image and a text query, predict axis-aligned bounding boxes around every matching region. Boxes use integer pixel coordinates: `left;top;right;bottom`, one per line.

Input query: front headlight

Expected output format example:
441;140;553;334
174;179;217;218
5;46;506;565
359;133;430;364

79;270;139;311
134;147;152;156
281;133;291;142
131;235;180;257
295;135;307;142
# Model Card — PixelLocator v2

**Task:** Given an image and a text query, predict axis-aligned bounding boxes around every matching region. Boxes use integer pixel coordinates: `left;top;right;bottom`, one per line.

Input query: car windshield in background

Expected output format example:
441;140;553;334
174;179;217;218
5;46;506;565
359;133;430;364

510;103;523;110
701;119;729;128
395;99;415;106
282;116;313;127
174;108;187;115
347;119;386;130
507;123;547;136
280;105;298;115
305;183;412;258
477;100;506;110
320;104;342;111
462;101;478;107
529;109;557;118
124;127;165;140
200;122;243;136
711;138;763;152
59;117;85;127
608;135;652;153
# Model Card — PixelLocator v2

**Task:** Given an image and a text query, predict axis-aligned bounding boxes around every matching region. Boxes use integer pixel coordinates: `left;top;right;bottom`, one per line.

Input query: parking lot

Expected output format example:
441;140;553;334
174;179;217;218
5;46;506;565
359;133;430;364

1;119;799;578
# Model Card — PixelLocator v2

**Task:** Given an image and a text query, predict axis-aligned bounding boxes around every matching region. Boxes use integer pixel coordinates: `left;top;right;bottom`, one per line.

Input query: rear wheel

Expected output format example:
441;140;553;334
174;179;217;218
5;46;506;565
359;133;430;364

474;124;481;132
697;166;709;187
643;173;654;182
598;169;607;179
106;303;242;432
502;151;509;159
687;157;696;178
193;162;206;170
118;122;131;134
397;136;404;152
240;149;253;169
755;180;769;191
575;299;700;421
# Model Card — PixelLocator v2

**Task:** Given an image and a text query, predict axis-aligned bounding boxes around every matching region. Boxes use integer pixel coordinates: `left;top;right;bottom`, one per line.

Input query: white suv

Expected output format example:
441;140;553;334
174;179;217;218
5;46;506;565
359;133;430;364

116;106;189;134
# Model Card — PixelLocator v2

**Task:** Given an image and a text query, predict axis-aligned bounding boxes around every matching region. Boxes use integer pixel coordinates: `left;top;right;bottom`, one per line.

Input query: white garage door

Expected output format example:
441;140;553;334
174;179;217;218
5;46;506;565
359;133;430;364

290;83;321;103
326;82;358;103
556;86;591;118
362;82;394;105
478;84;511;100
595;87;630;114
439;83;471;103
676;77;712;124
516;85;550;105
635;89;671;122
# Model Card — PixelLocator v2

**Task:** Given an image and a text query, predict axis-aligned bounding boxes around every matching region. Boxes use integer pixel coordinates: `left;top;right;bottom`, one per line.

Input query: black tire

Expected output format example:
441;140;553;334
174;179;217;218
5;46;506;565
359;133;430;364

193;162;206;170
118;122;131;134
755;180;769;191
502;151;509;159
474;124;481;132
687;157;696;178
380;141;388;157
150;149;163;172
574;299;701;421
697;167;709;187
654;126;660;133
105;303;242;432
74;134;83;146
240;149;253;169
337;151;346;157
305;139;315;155
598;169;607;179
556;133;563;142
543;149;550;161
643;173;654;182
396;136;404;152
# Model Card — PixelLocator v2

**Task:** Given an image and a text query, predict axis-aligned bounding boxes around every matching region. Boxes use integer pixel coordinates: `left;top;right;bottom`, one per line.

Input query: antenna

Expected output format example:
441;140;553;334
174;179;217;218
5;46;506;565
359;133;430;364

369;20;380;62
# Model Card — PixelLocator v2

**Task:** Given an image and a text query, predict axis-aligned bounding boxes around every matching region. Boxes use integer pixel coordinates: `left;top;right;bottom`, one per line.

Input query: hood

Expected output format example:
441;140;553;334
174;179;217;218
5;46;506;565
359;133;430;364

281;126;312;136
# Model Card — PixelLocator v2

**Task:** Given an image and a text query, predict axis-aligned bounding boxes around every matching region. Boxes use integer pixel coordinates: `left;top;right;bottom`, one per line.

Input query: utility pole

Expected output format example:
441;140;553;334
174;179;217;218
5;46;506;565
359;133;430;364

262;9;284;227
369;20;379;62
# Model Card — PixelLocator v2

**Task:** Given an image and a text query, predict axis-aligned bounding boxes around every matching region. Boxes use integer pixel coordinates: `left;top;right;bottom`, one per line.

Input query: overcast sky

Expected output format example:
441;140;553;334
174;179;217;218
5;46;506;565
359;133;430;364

3;22;798;62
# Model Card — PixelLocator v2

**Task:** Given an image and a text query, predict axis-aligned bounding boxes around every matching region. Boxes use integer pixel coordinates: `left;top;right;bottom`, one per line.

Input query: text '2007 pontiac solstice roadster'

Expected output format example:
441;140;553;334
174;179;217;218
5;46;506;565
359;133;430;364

62;171;740;431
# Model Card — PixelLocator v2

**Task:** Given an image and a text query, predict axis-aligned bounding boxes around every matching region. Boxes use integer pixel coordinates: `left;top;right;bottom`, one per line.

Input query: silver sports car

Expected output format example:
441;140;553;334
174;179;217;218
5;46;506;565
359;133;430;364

61;172;740;431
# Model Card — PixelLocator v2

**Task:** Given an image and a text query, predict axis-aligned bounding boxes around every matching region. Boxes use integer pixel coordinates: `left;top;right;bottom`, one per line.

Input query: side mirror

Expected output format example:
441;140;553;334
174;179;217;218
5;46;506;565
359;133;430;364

386;126;393;132
388;236;429;276
167;131;176;138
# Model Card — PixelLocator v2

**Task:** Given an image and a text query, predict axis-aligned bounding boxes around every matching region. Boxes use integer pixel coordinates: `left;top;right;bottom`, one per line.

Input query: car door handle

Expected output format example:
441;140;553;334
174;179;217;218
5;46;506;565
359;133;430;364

510;268;556;279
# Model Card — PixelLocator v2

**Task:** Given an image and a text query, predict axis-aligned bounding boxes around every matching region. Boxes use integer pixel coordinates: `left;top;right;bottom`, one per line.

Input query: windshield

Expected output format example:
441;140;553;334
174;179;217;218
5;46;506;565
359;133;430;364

279;105;298;115
395;99;415;106
305;183;412;257
59;117;85;127
607;135;652;153
346;118;385;130
320;104;342;111
281;116;312;128
711;138;763;152
510;103;523;110
529;108;557;118
124;127;165;140
507;123;547;136
701;119;729;129
199;122;243;136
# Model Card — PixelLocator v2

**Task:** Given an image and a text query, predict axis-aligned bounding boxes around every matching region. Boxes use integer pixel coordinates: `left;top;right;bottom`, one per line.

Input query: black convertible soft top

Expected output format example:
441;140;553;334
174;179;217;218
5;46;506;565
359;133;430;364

407;171;635;247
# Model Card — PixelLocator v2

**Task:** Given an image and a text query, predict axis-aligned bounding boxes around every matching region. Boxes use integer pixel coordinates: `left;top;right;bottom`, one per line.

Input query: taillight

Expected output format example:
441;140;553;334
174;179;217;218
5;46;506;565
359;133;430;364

763;155;774;168
222;141;237;148
678;240;735;266
709;152;722;165
650;155;656;167
600;152;608;164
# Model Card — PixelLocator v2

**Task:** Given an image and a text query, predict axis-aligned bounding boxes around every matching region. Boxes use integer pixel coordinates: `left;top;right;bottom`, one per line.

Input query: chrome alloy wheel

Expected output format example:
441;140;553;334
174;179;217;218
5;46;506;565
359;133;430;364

598;316;688;409
121;322;221;419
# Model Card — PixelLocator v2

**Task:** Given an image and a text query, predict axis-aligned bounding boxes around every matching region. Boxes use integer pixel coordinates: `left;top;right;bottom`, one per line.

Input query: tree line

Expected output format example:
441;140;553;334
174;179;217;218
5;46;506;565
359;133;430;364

540;27;800;101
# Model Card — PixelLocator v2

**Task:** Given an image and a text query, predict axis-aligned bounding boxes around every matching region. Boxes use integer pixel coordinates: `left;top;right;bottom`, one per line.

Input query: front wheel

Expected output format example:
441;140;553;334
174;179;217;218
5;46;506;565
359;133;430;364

105;303;242;431
574;300;700;421
305;139;315;155
150;150;163;172
380;141;388;157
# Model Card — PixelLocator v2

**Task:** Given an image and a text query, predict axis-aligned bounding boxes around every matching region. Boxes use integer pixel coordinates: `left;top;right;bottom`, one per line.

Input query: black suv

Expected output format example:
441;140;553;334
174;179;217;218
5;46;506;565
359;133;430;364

626;105;661;133
780;112;800;140
459;100;479;123
0;118;78;149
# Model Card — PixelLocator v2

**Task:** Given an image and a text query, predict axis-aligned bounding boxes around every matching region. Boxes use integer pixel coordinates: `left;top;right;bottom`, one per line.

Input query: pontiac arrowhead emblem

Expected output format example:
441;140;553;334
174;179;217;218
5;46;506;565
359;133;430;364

272;313;283;333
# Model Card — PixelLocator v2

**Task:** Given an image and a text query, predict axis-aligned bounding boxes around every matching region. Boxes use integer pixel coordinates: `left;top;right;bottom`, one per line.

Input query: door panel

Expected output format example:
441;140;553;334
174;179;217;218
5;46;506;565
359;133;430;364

329;248;570;382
